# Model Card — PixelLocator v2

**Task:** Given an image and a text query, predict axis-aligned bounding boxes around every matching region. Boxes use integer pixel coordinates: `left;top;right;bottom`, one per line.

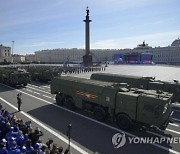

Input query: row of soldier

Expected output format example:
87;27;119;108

59;66;106;74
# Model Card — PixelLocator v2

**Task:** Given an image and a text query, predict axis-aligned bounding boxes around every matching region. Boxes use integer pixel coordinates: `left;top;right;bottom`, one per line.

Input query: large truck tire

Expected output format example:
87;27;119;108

93;106;107;121
23;83;27;86
56;93;64;106
116;113;133;130
2;77;6;84
64;97;75;110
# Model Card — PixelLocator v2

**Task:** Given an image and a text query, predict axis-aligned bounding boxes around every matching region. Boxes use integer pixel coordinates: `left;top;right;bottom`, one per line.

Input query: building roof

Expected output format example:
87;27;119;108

171;38;180;47
134;41;152;50
0;44;11;49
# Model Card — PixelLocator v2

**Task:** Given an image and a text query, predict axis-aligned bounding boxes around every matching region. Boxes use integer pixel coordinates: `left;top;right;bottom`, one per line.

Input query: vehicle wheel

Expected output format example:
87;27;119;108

93;106;107;121
2;77;6;84
23;83;27;86
64;97;75;110
11;83;15;87
56;93;64;106
32;77;35;81
116;114;133;130
9;83;15;87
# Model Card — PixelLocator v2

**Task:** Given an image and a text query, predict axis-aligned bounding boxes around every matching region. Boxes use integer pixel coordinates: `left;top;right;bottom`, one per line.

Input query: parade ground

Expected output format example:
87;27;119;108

70;64;180;82
0;64;180;154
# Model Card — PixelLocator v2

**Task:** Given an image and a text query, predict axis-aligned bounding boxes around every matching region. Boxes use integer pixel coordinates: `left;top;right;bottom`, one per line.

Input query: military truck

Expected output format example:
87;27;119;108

0;67;30;86
51;76;173;130
27;66;59;82
91;73;180;103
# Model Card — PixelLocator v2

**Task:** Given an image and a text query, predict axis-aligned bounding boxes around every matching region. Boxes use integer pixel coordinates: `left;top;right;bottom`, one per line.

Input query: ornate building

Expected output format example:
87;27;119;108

31;38;180;65
152;38;180;64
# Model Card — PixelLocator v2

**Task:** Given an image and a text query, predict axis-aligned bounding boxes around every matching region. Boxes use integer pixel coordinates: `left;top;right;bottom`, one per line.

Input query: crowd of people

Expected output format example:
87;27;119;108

0;103;70;154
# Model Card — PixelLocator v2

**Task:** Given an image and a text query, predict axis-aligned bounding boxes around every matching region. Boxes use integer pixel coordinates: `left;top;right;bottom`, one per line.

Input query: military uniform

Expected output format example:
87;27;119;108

17;93;22;112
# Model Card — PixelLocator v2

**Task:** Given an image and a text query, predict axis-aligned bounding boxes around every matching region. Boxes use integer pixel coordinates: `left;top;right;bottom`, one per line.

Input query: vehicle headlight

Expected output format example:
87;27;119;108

163;104;168;114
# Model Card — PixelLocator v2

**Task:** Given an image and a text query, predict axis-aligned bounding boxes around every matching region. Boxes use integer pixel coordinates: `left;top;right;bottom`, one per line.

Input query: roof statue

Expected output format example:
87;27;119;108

134;41;152;49
86;6;89;16
142;41;145;47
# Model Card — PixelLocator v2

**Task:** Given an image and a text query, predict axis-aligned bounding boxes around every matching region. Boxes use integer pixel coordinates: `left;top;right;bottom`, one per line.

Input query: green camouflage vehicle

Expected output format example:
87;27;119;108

0;67;30;86
91;73;180;103
51;76;173;130
27;66;59;82
148;81;180;103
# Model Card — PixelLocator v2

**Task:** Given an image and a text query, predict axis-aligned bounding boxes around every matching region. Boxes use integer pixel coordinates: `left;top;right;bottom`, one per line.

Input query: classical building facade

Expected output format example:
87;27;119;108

152;38;180;64
34;48;120;63
0;44;11;62
31;38;180;64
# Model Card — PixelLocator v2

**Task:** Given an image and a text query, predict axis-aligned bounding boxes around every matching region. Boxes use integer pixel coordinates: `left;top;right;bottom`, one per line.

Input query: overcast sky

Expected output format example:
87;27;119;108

0;0;180;54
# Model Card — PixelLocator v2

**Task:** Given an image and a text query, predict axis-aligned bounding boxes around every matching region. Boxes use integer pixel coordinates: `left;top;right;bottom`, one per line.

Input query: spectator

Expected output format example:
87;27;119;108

16;130;25;148
31;127;43;146
64;148;70;154
46;139;53;151
23;133;29;145
0;104;65;154
50;144;58;154
0;138;8;154
8;137;17;149
34;142;43;153
57;146;64;154
25;139;34;153
28;127;35;143
0;120;6;139
8;141;21;154
2;122;10;139
40;144;48;154
5;127;18;141
21;146;27;154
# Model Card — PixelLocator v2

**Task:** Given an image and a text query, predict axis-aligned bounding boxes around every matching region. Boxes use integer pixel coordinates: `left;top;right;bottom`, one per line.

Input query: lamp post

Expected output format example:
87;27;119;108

67;123;72;153
11;41;15;63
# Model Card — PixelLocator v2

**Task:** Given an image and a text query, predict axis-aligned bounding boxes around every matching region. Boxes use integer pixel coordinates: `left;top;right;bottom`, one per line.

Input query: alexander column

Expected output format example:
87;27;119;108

83;7;93;67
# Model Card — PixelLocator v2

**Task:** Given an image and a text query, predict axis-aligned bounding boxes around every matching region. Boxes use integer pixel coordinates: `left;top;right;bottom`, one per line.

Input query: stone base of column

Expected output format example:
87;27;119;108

83;54;93;67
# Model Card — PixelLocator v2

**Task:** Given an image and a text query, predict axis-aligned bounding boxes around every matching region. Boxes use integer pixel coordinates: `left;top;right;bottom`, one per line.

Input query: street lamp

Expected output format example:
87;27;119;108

67;123;72;153
11;41;15;63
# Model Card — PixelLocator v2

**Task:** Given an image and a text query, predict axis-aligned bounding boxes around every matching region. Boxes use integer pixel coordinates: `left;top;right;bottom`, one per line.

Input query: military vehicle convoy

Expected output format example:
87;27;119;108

0;67;30;86
51;76;173;130
27;66;59;82
91;73;180;103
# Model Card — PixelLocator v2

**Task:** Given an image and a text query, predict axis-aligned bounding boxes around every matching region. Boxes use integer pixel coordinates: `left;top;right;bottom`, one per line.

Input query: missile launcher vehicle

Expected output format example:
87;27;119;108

0;67;30;86
27;66;59;82
91;73;180;103
51;76;173;130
